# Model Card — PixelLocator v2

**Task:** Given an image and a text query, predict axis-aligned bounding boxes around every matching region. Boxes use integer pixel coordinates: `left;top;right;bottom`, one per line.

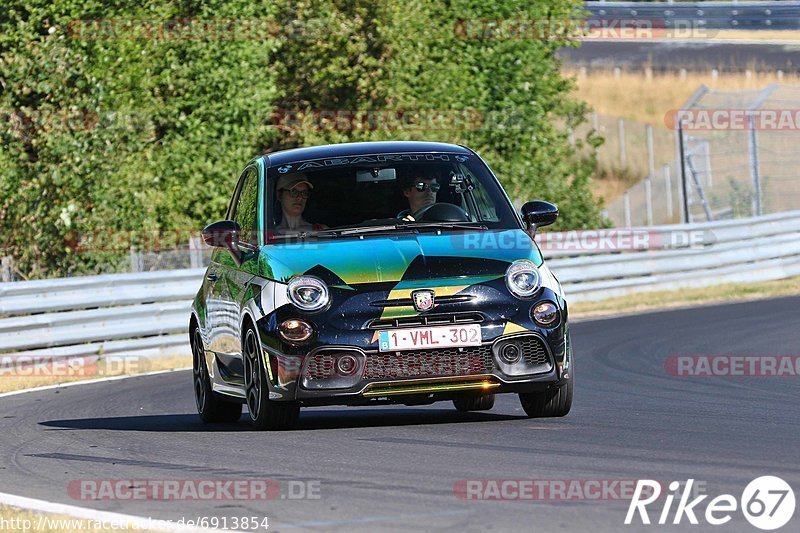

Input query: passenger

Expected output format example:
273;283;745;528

274;174;327;234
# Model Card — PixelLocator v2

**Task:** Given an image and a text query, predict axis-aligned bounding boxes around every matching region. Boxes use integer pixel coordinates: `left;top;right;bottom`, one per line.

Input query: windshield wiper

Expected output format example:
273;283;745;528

312;225;412;237
286;221;488;239
395;221;488;231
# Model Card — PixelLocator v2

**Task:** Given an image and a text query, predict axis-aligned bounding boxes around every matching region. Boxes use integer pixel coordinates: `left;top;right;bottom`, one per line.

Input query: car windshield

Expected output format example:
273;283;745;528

265;152;520;240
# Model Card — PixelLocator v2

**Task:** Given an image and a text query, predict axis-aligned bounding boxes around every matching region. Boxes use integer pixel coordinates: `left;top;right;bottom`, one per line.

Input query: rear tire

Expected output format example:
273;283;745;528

519;378;572;418
453;394;495;412
243;325;300;430
192;328;242;423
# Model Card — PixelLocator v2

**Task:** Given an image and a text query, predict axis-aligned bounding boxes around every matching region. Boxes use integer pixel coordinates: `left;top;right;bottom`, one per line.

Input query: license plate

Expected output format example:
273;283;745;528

378;324;482;352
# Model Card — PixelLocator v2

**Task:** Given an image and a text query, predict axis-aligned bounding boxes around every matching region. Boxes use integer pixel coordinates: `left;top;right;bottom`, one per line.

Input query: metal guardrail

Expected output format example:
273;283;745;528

1;210;798;357
585;1;800;30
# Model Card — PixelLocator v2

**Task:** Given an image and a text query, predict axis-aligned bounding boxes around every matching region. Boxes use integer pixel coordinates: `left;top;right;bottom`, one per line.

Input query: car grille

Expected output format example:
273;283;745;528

518;336;549;366
364;345;494;380
304;353;337;380
302;335;551;382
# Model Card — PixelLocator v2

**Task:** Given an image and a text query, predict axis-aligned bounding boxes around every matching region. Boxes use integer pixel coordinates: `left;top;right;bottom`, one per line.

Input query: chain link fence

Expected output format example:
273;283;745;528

1;236;213;282
605;84;800;227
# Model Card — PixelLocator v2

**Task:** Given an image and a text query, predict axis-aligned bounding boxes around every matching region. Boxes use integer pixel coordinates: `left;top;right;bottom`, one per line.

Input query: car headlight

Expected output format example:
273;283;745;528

505;260;541;299
287;276;330;312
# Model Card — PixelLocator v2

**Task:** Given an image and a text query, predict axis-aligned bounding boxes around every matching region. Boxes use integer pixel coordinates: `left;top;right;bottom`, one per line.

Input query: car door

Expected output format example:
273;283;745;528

214;166;260;374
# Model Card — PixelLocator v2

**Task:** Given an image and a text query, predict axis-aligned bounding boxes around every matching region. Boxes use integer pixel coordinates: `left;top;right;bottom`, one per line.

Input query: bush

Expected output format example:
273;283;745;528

0;0;605;278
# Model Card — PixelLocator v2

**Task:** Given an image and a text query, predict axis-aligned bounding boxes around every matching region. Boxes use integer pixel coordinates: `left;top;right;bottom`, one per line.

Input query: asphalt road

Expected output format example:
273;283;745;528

1;296;799;532
559;41;800;72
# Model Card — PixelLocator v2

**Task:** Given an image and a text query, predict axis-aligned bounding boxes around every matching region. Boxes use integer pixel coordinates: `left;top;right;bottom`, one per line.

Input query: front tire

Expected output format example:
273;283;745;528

192;328;242;423
519;378;572;418
243;325;300;430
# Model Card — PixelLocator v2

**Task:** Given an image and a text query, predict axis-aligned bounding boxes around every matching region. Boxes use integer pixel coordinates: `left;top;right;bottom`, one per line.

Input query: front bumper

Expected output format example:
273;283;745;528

256;281;570;405
260;324;570;406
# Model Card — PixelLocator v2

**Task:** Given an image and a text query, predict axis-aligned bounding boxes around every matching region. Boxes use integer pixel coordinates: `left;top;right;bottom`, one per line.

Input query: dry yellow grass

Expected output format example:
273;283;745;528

567;69;800;127
0;354;191;394
568;69;800;204
570;276;800;320
709;30;800;42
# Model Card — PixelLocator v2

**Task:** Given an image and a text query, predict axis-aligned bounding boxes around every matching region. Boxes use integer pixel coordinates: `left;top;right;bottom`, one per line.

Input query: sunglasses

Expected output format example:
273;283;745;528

281;188;311;199
413;182;440;193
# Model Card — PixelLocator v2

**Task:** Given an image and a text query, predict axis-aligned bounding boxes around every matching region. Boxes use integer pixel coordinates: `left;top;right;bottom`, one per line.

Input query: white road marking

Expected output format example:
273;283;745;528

0;368;215;531
0;368;191;399
0;490;226;533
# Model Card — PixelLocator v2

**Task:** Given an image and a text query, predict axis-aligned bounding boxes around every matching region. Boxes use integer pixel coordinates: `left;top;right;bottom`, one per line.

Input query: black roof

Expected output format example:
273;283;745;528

263;141;472;167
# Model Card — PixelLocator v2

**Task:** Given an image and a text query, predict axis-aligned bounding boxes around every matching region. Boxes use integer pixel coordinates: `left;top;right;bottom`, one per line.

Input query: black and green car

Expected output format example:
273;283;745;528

190;141;572;430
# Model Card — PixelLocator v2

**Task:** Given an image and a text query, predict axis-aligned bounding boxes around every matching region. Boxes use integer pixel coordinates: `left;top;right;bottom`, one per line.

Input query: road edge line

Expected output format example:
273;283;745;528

0;490;226;532
0;368;191;399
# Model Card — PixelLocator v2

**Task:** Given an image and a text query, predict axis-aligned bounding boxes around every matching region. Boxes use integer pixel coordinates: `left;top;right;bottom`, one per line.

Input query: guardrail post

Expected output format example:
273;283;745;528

130;246;143;273
1;256;14;282
645;177;653;226
618;118;626;168
189;236;203;269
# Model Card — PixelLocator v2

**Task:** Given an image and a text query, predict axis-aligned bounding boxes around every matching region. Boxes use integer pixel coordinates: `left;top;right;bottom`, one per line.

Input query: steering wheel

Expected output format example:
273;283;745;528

412;202;470;222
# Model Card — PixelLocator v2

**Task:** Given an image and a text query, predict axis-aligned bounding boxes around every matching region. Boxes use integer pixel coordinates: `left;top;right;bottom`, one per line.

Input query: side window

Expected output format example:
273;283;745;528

232;168;259;246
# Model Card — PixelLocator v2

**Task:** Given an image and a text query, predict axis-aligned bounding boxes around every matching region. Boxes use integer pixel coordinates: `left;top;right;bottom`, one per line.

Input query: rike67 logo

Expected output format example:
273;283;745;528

626;477;796;530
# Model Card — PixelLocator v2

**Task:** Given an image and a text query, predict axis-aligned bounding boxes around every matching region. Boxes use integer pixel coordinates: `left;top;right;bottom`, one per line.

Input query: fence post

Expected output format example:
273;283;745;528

748;114;762;216
645;177;653;226
618;118;626;168
623;192;632;227
702;140;713;189
592;112;599;132
678;122;690;223
686;154;714;222
646;124;655;179
663;164;673;219
1;256;13;282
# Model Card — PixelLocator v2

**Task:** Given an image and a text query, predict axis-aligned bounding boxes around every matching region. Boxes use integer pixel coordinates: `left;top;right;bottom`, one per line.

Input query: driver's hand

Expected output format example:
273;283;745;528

401;214;415;222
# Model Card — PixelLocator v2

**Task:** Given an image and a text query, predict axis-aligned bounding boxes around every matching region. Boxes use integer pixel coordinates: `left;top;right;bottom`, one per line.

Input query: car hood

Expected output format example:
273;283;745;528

258;229;542;287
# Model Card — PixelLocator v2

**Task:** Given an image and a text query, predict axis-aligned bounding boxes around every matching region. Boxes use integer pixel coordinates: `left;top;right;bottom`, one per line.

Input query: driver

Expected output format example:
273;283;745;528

398;175;440;220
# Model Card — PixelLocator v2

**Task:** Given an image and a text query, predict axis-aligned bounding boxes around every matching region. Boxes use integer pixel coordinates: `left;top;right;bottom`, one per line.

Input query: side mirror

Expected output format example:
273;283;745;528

521;201;558;237
202;219;241;249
